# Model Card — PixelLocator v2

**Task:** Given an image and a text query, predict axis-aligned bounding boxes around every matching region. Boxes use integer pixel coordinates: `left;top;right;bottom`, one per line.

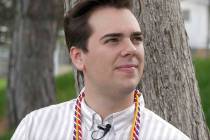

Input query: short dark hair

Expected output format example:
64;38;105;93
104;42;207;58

64;0;142;52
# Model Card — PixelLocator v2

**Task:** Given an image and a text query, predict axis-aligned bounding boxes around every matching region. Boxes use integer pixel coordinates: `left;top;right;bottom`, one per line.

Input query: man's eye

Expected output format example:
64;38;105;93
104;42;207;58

132;36;143;44
104;38;120;44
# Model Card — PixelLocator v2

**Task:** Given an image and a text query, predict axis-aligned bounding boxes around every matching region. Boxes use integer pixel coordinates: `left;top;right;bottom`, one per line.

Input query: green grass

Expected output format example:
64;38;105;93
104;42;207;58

0;130;13;140
193;58;210;128
55;72;77;103
0;78;9;140
0;79;7;118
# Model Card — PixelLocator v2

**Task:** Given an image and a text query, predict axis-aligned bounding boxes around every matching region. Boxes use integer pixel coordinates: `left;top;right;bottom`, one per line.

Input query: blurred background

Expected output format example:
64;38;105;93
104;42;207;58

0;0;209;139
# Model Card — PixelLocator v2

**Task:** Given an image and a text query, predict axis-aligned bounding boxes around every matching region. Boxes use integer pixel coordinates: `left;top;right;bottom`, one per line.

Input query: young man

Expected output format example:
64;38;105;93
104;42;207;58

12;0;190;139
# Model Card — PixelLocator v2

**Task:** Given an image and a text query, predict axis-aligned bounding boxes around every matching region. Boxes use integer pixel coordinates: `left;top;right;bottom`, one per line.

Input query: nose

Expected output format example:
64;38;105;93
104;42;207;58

120;39;137;56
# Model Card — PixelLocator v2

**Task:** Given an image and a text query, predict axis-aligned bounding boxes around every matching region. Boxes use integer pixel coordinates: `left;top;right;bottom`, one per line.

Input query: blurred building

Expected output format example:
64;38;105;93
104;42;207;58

0;46;9;78
0;26;10;78
53;30;71;76
181;0;210;56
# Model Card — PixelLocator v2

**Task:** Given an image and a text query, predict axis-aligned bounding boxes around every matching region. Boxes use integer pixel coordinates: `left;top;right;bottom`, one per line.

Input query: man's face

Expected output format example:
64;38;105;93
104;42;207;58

80;7;144;94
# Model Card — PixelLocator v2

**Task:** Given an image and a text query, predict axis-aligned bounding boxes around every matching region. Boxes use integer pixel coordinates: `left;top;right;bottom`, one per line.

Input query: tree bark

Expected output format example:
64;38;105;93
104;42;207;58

7;0;60;128
65;0;210;139
137;0;210;139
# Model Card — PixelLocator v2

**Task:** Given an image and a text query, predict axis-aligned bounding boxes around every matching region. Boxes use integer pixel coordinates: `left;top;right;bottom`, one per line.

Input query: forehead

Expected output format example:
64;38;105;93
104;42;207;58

88;7;141;36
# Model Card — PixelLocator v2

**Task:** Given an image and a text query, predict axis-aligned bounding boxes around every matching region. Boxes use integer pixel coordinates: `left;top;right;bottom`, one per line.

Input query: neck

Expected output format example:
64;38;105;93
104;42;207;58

84;86;134;119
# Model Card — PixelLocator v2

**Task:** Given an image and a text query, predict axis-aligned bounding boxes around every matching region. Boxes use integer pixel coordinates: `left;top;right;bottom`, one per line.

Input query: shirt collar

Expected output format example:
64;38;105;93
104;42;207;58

80;88;145;132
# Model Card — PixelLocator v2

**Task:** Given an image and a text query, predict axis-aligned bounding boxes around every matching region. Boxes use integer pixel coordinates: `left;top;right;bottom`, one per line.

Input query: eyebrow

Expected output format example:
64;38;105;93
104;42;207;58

131;32;143;36
100;31;143;41
100;33;123;41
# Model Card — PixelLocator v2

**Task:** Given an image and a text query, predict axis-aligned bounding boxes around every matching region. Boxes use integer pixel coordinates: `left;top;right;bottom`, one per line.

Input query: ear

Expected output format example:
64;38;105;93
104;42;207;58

70;47;85;71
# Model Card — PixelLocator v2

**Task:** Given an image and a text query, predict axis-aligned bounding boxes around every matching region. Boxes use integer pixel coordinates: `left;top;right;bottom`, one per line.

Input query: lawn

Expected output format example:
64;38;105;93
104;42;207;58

0;79;6;118
0;58;209;139
193;58;210;128
55;72;77;102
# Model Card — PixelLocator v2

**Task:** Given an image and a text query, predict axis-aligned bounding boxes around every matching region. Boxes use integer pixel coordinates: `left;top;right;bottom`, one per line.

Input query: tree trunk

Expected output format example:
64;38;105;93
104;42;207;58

137;0;210;139
65;0;210;139
7;0;59;128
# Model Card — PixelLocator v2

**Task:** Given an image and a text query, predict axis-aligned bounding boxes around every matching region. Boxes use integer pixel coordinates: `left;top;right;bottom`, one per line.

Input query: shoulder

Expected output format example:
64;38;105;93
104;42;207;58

11;99;76;140
29;99;76;117
141;108;191;140
25;99;77;127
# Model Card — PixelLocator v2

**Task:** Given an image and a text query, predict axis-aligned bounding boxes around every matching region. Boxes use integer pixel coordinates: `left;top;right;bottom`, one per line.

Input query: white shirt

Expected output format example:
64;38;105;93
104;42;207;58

11;91;190;140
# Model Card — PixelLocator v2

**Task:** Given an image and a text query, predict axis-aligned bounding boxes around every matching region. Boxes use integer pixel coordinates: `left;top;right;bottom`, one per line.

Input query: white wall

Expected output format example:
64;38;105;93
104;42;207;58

181;0;209;48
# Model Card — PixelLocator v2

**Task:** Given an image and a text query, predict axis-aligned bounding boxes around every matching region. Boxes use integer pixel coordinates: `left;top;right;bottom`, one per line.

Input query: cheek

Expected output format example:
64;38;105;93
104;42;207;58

85;49;116;74
136;47;144;60
92;58;112;76
84;55;103;73
83;65;87;72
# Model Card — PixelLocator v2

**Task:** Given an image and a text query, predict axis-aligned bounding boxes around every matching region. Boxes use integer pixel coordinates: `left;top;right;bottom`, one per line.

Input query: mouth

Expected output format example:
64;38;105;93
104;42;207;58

115;64;138;73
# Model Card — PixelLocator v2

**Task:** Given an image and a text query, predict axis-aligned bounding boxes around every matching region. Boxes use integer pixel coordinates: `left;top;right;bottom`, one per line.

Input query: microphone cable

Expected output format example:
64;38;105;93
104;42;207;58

91;124;111;140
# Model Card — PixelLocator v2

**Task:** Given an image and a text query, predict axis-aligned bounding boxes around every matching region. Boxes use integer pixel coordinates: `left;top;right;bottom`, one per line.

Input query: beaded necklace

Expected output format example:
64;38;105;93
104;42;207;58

73;90;141;140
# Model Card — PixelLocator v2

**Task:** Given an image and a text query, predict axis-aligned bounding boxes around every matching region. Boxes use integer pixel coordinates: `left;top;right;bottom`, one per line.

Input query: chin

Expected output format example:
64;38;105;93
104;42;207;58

119;83;138;94
111;78;140;93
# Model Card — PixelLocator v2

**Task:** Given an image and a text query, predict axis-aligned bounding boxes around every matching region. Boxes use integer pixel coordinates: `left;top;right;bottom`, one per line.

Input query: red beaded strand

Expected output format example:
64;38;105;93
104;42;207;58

130;90;141;140
73;92;85;140
73;90;141;140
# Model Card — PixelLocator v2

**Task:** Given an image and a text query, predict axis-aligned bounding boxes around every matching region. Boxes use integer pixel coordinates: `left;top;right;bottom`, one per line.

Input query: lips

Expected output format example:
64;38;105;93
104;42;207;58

116;64;138;69
115;64;138;73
